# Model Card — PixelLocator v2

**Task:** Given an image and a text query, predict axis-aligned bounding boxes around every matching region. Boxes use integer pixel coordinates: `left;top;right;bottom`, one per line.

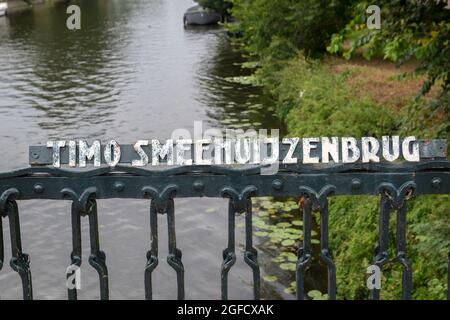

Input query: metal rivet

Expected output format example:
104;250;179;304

114;182;125;192
32;153;39;159
431;178;441;189
193;181;204;191
272;179;283;190
351;179;362;190
34;183;44;194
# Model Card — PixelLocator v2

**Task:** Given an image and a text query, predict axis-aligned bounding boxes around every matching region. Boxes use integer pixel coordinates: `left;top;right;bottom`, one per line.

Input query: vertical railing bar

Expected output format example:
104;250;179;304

296;197;312;300
145;200;159;300
372;194;391;300
0;217;3;272
221;200;236;300
447;251;450;300
395;201;412;300
320;199;336;300
243;199;260;300
87;198;109;300
68;202;82;300
7;200;33;300
166;199;185;300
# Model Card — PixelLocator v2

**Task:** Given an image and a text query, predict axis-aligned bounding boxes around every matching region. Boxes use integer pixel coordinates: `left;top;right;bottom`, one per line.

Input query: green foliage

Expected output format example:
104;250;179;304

328;195;450;300
327;0;450;107
273;55;397;135
253;54;449;299
308;290;328;300
228;0;449;300
195;0;232;16
229;0;351;62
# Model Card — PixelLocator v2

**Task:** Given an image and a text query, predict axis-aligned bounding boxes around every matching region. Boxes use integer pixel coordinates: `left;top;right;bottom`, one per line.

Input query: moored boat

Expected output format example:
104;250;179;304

0;1;7;17
183;5;221;26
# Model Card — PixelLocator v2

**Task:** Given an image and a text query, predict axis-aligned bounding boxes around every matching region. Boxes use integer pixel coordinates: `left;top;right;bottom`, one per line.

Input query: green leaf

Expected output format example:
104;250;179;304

280;262;296;271
281;239;296;246
276;222;292;228
263;275;278;282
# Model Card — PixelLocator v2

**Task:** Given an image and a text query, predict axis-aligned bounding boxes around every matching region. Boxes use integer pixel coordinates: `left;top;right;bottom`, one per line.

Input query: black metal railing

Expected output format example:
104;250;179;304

0;160;449;300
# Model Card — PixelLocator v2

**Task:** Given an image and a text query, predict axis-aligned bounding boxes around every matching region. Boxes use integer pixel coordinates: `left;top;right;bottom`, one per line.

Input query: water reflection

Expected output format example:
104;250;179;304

1;1;138;137
192;29;284;132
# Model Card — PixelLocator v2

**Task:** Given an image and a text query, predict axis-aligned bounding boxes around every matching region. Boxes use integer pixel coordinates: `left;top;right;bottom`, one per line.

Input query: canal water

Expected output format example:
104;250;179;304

0;0;289;299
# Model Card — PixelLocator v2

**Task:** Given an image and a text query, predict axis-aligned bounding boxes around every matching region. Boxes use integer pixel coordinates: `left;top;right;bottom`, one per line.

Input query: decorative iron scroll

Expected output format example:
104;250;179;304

0;160;448;300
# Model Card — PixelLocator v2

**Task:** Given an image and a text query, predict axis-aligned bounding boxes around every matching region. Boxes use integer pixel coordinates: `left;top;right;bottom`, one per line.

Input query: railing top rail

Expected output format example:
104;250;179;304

1;160;449;200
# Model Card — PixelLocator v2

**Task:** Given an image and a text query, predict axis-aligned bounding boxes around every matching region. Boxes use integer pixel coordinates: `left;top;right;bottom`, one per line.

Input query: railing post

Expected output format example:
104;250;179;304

67;201;82;300
297;186;336;300
62;187;109;300
0;188;33;300
144;201;159;300
244;198;261;300
395;200;412;300
220;186;258;300
142;185;183;300
448;251;450;300
0;214;3;272
87;198;109;300
221;199;236;300
296;196;313;300
372;193;391;300
375;182;415;300
320;199;336;300
166;198;185;300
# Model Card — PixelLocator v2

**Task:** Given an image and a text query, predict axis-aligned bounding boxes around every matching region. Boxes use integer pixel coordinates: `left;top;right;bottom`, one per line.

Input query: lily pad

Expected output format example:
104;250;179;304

263;275;278;282
281;239;296;246
280;262;296;271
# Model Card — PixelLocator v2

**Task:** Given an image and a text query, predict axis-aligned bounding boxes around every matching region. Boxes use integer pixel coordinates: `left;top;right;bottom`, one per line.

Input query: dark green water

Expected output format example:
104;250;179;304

0;0;291;299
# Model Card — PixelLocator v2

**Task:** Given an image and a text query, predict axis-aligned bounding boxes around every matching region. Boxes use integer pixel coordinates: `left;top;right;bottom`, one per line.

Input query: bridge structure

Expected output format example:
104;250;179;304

0;139;448;300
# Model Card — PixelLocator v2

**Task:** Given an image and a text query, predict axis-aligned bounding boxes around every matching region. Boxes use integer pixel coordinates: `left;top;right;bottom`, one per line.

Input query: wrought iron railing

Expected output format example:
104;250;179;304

0;158;449;300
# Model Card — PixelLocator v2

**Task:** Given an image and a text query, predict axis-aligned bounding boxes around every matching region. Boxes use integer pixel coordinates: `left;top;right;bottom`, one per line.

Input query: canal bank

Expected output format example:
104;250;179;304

226;4;449;298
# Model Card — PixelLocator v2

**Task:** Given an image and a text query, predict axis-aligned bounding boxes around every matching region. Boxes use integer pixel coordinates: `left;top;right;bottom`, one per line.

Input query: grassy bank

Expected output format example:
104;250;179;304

261;53;449;299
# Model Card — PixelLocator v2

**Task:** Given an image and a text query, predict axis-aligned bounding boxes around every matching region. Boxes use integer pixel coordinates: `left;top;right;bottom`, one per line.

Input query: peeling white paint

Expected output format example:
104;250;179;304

152;139;174;166
194;139;212;165
282;138;299;164
342;137;360;163
47;140;66;168
44;136;424;168
68;140;77;167
176;139;193;165
79;140;101;167
321;137;339;163
402;136;420;162
303;138;320;164
261;137;279;165
235;138;251;164
382;136;400;162
132;140;149;167
104;140;121;167
362;137;380;163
